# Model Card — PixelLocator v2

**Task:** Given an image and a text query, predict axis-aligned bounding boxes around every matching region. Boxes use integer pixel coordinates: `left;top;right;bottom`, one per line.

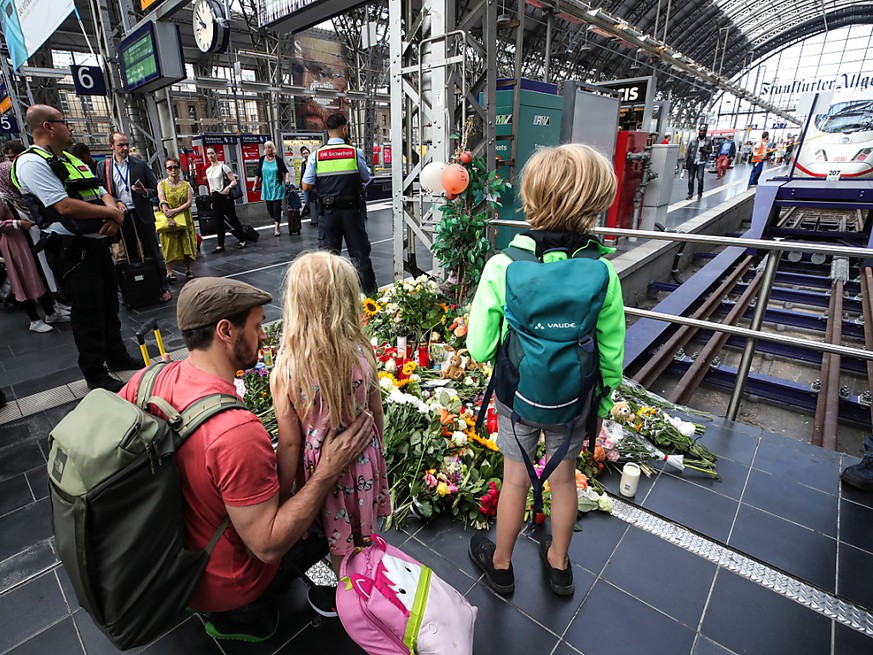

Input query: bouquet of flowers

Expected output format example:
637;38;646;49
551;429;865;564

362;276;449;345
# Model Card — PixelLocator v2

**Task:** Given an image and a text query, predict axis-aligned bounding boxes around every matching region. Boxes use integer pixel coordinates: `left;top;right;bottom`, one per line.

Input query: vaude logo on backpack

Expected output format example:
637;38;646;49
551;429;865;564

46;362;245;649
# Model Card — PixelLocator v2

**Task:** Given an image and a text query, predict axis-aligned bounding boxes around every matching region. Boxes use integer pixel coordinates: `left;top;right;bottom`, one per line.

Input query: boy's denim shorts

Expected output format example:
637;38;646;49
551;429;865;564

494;400;591;463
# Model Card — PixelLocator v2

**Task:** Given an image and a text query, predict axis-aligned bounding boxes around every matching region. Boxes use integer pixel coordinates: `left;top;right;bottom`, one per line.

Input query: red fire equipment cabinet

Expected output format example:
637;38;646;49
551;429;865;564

605;130;649;241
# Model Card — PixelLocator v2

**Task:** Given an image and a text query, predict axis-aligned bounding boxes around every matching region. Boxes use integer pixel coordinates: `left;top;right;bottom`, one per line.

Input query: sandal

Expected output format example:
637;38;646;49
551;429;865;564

186;270;195;280
160;290;173;303
274;229;281;237
212;246;225;253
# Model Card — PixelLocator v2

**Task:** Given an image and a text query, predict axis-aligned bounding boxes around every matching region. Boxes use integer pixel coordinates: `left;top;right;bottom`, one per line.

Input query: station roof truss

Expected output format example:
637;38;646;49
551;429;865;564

483;0;873;126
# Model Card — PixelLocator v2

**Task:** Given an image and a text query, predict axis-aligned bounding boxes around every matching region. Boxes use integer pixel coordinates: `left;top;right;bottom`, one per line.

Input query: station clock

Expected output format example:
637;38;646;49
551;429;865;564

192;0;229;54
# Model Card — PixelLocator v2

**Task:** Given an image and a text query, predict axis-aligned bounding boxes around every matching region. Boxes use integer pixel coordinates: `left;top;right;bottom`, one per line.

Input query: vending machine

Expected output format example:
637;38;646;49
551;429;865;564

190;133;272;203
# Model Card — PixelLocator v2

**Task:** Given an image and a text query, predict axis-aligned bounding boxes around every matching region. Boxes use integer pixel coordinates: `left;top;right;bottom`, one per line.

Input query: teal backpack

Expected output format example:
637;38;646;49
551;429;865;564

478;235;611;520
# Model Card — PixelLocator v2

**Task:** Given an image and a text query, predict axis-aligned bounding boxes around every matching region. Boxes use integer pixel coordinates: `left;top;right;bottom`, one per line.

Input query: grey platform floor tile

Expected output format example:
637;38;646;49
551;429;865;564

0;540;58;597
6;617;84;655
564;580;695;655
701;569;831;655
466;582;561;655
729;503;837;592
0;572;68;653
602;527;717;628
17;387;75;417
0;498;53;563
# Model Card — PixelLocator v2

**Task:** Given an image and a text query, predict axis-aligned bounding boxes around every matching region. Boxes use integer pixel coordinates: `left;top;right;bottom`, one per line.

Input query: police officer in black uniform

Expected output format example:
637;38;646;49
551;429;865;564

301;114;377;294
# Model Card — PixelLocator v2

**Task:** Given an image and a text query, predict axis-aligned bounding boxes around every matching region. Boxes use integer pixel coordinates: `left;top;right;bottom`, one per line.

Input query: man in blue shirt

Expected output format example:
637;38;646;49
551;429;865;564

302;114;376;294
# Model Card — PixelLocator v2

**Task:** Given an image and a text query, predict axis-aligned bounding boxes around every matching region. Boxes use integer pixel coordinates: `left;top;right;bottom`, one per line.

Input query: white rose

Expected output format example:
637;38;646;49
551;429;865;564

464;376;474;386
379;377;395;391
384;359;396;373
410;374;421;382
452;431;468;447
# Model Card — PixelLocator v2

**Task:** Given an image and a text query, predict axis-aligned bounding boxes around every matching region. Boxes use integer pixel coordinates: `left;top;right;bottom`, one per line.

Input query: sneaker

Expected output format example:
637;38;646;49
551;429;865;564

45;312;71;324
539;536;575;596
87;375;124;393
468;533;515;595
204;606;279;643
29;320;53;333
53;304;71;316
238;241;247;249
308;585;339;618
840;453;873;491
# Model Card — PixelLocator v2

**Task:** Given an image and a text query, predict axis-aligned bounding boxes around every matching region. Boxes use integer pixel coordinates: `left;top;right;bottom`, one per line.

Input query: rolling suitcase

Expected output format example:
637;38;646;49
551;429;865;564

116;222;162;308
195;196;215;236
240;223;260;243
286;208;301;235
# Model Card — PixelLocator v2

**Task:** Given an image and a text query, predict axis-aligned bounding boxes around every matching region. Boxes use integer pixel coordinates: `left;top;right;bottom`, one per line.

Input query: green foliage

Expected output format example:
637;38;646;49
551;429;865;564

432;156;510;304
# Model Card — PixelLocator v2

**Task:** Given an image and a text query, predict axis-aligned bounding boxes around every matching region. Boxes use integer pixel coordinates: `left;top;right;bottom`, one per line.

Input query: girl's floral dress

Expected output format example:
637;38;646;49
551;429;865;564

297;353;390;556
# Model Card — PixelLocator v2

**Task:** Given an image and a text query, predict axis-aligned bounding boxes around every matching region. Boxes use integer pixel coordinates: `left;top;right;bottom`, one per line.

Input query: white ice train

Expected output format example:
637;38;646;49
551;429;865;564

792;91;873;180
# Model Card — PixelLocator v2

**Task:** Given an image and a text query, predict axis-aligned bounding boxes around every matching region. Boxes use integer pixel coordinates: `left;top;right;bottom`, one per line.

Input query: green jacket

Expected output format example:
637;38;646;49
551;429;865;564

467;233;626;418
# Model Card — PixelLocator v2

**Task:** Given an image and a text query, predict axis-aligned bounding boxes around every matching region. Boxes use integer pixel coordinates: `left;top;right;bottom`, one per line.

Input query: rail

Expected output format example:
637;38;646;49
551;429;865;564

489;219;873;422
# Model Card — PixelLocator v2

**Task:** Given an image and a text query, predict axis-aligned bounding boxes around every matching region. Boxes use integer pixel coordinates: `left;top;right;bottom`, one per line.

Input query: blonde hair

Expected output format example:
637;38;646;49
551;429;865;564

273;252;375;429
519;143;617;233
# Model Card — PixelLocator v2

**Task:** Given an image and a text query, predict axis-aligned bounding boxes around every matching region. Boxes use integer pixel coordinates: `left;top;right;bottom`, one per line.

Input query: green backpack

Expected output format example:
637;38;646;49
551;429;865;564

46;362;246;649
480;239;611;519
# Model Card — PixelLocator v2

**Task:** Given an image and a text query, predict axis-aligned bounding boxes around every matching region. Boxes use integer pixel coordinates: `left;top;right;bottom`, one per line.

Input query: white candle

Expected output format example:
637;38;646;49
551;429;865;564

619;463;641;497
397;336;407;359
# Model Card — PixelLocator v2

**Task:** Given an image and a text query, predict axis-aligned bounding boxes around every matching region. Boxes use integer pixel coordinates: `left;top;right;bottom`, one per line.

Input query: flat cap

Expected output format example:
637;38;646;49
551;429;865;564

177;277;272;331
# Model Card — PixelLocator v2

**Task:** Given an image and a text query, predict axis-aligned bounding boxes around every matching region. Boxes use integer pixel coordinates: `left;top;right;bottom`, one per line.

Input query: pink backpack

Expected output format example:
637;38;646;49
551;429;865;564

337;534;477;654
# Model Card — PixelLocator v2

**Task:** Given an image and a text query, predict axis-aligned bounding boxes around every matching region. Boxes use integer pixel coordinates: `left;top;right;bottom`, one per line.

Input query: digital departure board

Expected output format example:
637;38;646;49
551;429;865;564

117;21;185;93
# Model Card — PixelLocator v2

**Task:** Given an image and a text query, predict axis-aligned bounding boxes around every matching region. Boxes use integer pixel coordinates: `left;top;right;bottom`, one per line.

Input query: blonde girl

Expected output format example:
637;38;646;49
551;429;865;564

270;251;389;573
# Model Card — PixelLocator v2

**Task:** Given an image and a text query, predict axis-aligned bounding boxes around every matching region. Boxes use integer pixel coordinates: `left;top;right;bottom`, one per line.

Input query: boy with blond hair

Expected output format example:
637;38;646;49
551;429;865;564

467;143;625;596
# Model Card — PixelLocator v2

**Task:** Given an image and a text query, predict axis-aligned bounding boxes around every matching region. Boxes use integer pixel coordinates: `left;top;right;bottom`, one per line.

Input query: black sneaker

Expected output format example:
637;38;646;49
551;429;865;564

308;585;339;617
468;533;515;595
841;453;873;491
87;375;124;393
204;606;279;642
539;536;575;596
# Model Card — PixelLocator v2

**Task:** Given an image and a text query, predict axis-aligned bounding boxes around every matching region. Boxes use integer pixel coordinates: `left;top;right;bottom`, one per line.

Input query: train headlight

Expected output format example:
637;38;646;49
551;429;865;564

813;149;828;162
853;148;873;162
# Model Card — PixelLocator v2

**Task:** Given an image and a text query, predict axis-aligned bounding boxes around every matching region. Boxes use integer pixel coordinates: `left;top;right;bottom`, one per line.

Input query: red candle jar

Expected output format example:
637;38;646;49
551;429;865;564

486;407;498;434
418;345;430;369
395;357;407;379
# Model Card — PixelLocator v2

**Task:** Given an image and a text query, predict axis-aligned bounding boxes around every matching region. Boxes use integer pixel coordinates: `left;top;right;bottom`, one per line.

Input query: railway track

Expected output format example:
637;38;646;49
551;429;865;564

629;206;873;452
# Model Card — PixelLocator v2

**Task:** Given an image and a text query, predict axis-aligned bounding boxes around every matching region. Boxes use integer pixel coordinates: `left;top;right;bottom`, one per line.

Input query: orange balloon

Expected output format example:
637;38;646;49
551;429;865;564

441;164;470;195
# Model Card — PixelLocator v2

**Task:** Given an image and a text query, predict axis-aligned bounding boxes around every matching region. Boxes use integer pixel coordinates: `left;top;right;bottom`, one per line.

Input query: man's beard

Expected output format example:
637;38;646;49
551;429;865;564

232;333;258;371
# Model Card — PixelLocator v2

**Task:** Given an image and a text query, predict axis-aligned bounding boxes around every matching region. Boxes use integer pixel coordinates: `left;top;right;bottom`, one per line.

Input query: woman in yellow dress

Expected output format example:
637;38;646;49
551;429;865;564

157;157;196;282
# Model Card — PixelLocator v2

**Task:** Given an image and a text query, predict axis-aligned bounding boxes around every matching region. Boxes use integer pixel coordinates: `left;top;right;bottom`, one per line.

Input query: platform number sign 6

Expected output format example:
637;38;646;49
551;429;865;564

0;115;17;134
71;66;107;96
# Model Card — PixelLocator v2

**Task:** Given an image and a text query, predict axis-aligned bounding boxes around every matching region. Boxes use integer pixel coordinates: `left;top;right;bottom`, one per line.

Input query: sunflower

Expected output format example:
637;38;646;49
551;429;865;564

402;360;418;376
362;298;380;316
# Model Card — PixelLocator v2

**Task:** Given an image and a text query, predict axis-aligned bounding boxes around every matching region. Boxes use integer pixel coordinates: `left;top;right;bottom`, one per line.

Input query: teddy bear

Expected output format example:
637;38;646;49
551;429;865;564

610;400;635;424
440;349;466;381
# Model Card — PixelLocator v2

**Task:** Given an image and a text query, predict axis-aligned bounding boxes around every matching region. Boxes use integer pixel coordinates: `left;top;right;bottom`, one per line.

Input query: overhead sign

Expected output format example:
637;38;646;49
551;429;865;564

71;66;107;96
258;0;368;31
117;21;185;93
594;76;656;132
0;114;18;134
0;0;75;70
0;83;10;114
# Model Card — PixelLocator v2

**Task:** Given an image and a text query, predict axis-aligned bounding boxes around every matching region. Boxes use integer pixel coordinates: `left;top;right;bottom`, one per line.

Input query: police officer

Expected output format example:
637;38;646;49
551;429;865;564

13;104;141;392
301;113;377;294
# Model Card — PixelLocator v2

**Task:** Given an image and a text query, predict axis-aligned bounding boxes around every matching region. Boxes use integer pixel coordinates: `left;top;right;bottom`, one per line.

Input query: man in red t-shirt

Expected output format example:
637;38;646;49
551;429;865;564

119;277;373;642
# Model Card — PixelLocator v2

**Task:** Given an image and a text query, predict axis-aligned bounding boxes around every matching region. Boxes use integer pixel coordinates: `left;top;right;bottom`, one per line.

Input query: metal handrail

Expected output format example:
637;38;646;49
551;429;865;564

488;220;873;259
624;308;873;361
489;220;873;422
